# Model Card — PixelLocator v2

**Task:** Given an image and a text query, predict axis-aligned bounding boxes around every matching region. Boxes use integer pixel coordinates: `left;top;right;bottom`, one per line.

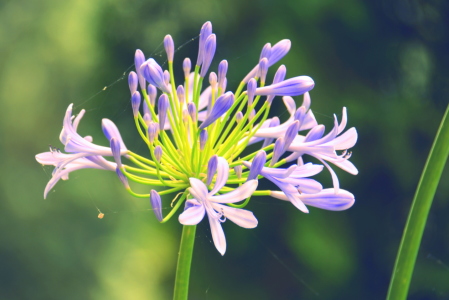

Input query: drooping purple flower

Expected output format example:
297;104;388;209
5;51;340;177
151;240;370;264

134;49;146;90
158;94;169;131
131;91;141;118
128;71;138;95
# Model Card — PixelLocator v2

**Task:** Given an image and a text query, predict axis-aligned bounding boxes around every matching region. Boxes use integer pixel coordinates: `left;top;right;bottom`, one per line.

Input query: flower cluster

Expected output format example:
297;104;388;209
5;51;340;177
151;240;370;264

36;22;358;255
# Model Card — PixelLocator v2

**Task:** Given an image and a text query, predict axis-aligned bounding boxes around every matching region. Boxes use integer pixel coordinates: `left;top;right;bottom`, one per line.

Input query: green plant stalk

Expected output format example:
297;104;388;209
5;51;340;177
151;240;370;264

173;225;197;300
386;103;449;300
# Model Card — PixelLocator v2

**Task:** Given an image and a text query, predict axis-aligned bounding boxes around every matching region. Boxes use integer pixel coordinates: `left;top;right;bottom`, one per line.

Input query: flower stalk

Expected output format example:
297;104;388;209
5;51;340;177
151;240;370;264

173;225;197;300
386;103;449;300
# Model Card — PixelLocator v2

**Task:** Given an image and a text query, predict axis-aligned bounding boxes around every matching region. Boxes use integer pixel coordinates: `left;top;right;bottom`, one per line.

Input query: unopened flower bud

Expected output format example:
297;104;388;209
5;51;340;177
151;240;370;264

183;58;191;79
207;155;218;185
154;145;162;162
128;71;138;95
150;190;163;221
131;91;141;118
164;34;174;62
200;130;208;151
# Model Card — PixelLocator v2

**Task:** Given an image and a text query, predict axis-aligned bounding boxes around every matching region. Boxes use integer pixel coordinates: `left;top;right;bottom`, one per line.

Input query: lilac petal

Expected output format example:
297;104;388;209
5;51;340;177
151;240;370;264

150;190;163;221
110;137;121;168
199;92;234;130
179;200;205;225
268;39;291;66
247;150;267;180
207;155;218;186
115;168;130;189
207;213;226;255
330;158;358;175
258;57;269;83
327;127;357;150
294;178;322;194
210;157;229;195
291;163;324;177
212;203;258;228
255;76;315;97
247;78;257;106
300;189;355;211
188;178;208;201
269;191;308;213
199;130;208;151
304;125;325;143
211;180;258;203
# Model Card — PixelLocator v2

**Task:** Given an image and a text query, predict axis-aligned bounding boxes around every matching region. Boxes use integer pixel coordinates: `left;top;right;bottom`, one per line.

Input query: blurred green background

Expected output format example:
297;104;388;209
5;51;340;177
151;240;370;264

1;0;448;299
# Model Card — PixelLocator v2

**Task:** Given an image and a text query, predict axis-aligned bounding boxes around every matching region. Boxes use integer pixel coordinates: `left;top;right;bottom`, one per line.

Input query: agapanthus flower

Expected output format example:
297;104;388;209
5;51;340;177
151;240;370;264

36;21;358;255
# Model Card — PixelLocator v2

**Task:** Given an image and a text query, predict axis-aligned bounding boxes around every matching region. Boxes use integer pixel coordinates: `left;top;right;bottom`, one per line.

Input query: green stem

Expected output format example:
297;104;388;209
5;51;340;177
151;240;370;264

173;225;197;300
386;103;449;300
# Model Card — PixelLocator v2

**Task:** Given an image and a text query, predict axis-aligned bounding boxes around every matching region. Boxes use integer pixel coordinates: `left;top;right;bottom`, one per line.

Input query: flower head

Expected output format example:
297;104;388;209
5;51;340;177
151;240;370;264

37;21;358;255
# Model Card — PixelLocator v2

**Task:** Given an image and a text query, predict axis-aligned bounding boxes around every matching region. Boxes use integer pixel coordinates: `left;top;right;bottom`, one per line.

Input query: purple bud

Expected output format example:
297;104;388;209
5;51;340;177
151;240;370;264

116;168;130;189
143;113;152;127
260;43;272;61
157;94;169;131
197;21;213;66
150;190;163;221
110;137;122;168
188;102;197;123
183;58;191;78
199;130;208;151
131;91;141;118
199;92;234;130
284;120;299;151
248;150;267;180
147;84;157;107
207;155;218;185
177;85;185;105
154;145;162;162
255;76;314;96
268;39;291;67
200;34;216;78
209;72;217;89
164;34;174;62
258;58;269;84
163;70;170;86
247;78;257;106
128;71;138;95
135;49;146;90
271;137;285;166
304;125;325;143
141;59;170;93
235;111;243;123
234;165;242;179
217;60;228;90
148;121;159;143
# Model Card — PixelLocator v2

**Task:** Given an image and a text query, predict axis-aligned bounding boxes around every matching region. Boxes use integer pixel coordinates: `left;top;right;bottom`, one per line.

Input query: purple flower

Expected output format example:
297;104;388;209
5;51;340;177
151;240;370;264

243;161;323;213
179;157;258;255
